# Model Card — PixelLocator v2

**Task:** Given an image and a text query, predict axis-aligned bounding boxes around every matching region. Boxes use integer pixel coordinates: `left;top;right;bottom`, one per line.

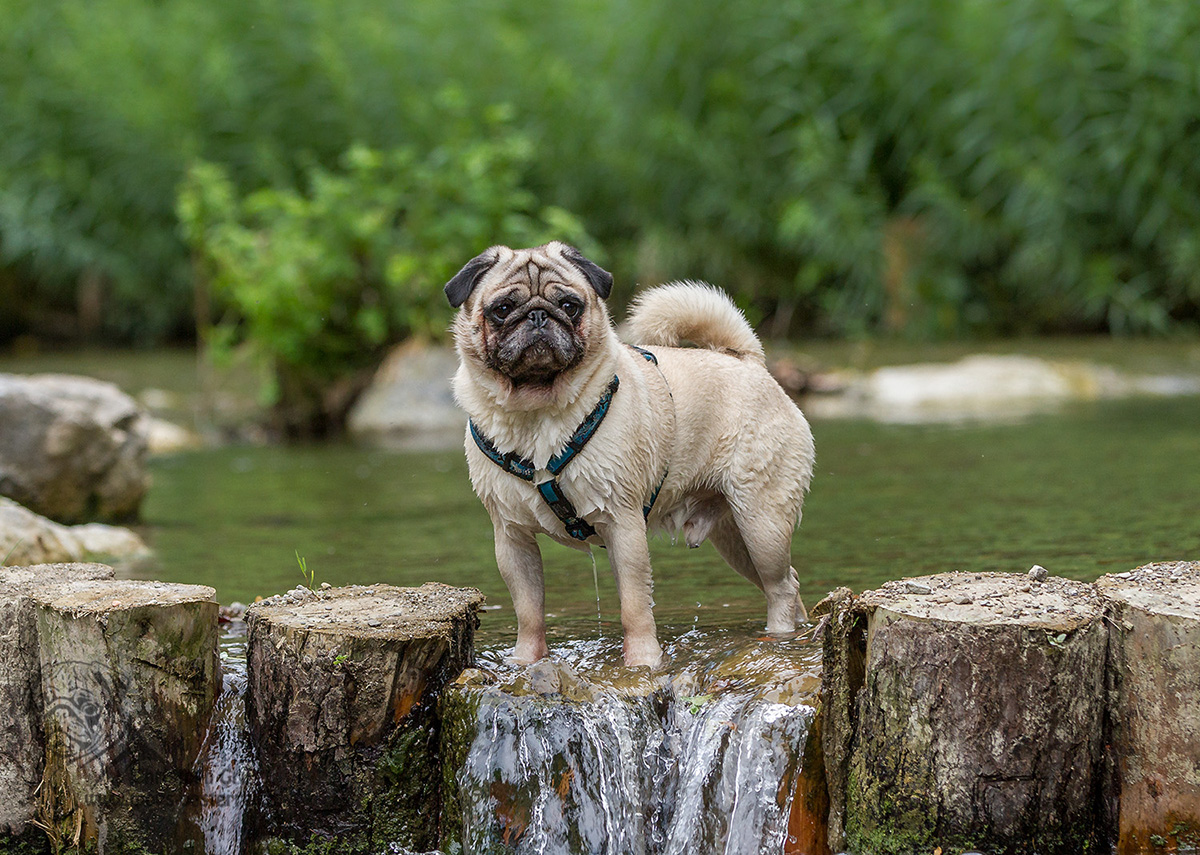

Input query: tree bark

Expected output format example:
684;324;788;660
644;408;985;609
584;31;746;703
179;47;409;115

1098;561;1200;855
823;572;1108;855
0;563;114;835
33;579;219;852
246;582;483;852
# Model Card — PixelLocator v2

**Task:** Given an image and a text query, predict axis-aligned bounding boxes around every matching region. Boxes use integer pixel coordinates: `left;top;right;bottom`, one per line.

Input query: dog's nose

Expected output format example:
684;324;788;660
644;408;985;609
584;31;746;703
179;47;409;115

527;308;550;329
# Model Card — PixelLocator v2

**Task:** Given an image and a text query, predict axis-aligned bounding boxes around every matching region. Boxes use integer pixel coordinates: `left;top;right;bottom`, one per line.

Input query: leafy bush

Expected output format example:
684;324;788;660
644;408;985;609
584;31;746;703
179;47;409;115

177;104;591;436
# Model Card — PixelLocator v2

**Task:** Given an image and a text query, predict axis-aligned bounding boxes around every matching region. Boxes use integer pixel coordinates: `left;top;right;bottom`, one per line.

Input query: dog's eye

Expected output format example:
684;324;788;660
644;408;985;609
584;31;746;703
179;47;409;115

559;298;582;319
489;301;513;322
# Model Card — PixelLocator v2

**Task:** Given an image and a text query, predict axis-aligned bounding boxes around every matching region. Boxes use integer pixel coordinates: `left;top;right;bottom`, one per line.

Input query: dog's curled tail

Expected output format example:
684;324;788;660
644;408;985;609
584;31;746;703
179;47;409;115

624;281;765;362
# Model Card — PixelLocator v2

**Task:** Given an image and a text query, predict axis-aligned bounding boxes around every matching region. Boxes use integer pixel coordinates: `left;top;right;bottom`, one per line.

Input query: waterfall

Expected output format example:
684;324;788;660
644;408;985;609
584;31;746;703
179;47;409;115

193;619;259;855
449;628;824;855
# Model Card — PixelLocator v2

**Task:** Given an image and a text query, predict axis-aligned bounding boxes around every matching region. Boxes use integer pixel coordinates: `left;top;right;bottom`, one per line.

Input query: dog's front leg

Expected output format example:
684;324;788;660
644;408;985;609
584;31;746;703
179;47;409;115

599;512;663;668
493;522;549;663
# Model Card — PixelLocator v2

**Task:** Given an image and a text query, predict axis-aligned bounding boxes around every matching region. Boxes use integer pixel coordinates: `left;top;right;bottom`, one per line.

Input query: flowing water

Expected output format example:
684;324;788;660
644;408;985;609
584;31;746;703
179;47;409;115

186;620;258;854
448;628;823;855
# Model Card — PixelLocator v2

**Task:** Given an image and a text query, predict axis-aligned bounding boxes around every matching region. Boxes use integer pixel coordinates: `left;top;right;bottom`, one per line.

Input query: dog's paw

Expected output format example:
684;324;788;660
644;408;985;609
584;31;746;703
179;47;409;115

623;637;664;669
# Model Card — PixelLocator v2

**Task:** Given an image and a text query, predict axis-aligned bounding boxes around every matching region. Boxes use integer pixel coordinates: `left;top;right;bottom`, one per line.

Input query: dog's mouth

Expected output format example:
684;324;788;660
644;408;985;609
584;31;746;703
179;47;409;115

489;317;582;386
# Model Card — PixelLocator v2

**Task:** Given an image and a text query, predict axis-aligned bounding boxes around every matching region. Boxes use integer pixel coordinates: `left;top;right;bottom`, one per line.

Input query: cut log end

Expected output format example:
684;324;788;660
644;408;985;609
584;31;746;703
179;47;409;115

34;577;217;613
860;571;1104;629
249;580;486;641
33;579;219;851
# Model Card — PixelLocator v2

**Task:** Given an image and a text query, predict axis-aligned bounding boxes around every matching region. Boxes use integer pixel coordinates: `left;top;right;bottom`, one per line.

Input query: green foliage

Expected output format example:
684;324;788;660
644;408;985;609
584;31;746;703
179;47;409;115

3;0;1200;346
177;105;590;434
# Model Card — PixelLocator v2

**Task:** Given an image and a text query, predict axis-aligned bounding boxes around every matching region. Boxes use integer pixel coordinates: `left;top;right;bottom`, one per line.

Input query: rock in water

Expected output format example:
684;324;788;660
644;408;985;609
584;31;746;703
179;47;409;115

440;631;826;855
32;579;219;851
1097;561;1200;855
822;572;1107;855
0;496;149;565
346;343;465;449
0;373;149;523
0;563;115;834
245;582;484;852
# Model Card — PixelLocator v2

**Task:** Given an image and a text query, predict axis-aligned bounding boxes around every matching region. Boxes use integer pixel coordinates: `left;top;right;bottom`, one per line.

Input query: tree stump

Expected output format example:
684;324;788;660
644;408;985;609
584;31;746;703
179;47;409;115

822;572;1108;855
1098;561;1200;855
33;579;219;851
0;563;114;835
245;582;484;852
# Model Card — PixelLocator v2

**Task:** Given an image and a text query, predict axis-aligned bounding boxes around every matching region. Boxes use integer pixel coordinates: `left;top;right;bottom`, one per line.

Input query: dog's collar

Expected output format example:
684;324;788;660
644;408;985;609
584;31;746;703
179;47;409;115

469;346;665;541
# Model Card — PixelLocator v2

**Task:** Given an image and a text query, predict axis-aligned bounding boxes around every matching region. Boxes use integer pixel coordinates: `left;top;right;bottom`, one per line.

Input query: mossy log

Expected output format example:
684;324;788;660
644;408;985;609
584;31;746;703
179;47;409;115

245;582;483;853
1098;561;1200;855
822;572;1108;855
0;563;115;836
33;579;219;852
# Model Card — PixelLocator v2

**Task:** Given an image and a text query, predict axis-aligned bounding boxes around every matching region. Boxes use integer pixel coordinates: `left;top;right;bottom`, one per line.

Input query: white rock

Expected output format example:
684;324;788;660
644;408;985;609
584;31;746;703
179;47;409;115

0;497;149;566
0;373;149;521
347;343;465;450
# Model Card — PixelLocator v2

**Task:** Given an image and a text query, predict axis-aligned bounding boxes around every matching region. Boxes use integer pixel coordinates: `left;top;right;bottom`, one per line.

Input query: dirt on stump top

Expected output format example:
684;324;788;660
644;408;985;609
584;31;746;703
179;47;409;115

32;578;217;612
0;562;115;593
249;581;486;641
1096;561;1200;620
859;570;1103;630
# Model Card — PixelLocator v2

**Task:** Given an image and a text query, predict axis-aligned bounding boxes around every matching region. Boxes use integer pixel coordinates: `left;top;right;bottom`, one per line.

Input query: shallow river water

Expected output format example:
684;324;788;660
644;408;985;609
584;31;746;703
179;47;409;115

137;393;1200;648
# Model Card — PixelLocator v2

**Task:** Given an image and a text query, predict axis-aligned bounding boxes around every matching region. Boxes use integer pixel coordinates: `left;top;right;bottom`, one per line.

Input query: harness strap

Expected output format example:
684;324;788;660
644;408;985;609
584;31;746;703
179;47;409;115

469;346;668;542
547;375;620;474
469;421;535;481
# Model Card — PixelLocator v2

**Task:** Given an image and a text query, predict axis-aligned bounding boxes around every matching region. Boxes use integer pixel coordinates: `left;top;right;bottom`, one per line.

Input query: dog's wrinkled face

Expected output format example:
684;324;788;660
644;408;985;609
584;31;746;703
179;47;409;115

446;242;613;391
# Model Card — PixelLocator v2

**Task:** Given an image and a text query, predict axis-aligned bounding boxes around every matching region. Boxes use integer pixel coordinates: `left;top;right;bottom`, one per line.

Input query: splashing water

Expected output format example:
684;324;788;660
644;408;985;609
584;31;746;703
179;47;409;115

448;625;823;854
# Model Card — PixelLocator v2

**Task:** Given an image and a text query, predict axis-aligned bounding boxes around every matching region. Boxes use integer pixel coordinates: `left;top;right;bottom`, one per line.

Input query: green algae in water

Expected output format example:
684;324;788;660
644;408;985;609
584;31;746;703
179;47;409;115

137;396;1200;645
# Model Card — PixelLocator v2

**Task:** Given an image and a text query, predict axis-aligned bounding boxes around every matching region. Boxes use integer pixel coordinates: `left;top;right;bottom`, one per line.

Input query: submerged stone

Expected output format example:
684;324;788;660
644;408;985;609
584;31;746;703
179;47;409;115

439;628;824;855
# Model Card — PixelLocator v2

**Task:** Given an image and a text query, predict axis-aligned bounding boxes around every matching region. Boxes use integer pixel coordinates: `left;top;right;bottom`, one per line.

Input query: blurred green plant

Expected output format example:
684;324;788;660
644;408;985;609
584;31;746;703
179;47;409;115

3;0;1200;347
177;101;590;436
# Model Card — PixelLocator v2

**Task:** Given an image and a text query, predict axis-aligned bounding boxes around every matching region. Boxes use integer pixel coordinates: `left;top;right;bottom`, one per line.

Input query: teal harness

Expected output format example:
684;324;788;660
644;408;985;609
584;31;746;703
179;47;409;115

469;347;666;542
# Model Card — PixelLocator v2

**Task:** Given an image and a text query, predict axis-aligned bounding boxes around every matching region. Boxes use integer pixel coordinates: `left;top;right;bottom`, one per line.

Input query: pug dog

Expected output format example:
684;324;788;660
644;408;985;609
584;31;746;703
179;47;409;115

445;242;814;668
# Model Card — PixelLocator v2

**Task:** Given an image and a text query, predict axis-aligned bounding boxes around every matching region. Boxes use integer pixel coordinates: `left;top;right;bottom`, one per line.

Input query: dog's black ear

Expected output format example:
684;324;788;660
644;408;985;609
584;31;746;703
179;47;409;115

444;250;498;308
561;245;613;299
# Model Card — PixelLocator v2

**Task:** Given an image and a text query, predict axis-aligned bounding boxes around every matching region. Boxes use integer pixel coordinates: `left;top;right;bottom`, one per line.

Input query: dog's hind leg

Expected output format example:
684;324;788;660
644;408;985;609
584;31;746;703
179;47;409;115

709;514;765;591
722;504;806;630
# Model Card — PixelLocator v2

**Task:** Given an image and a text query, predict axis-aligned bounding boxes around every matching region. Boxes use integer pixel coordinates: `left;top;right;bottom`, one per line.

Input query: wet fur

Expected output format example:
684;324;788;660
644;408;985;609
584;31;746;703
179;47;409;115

447;243;815;667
